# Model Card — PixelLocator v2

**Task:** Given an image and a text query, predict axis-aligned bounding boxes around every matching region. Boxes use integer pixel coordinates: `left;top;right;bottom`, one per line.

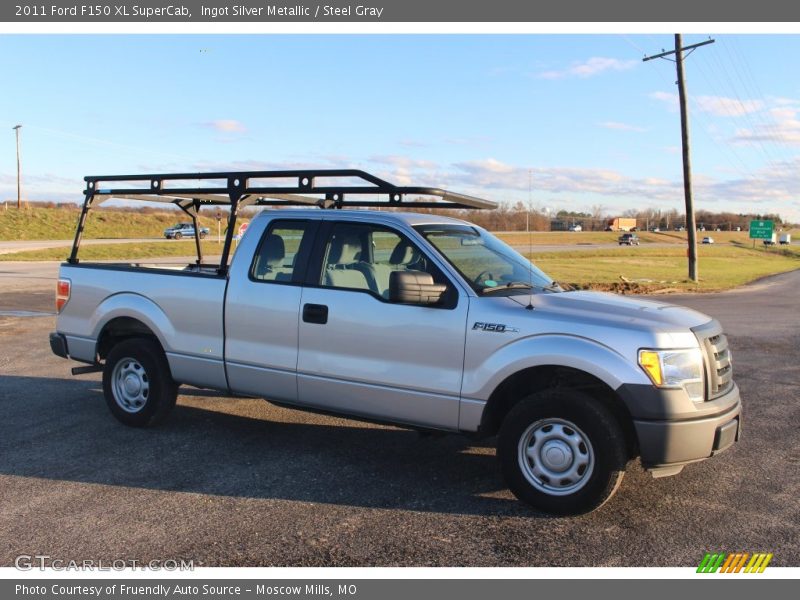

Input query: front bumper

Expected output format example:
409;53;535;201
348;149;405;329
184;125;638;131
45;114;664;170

630;383;741;470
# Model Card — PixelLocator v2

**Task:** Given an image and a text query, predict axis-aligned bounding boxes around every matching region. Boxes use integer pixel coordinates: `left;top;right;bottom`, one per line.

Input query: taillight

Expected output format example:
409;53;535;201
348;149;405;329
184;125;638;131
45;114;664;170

56;279;71;313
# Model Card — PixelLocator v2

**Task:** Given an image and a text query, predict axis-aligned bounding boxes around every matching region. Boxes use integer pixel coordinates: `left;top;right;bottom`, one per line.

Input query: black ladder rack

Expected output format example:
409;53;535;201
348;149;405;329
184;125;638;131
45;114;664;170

70;168;497;274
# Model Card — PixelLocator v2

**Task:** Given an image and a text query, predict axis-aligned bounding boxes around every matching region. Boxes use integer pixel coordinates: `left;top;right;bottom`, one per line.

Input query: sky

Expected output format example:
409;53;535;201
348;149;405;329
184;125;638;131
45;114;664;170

1;34;800;221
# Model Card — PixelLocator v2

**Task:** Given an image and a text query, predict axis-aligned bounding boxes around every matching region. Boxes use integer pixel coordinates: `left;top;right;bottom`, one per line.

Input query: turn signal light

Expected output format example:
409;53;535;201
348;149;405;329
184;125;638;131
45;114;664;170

638;350;663;385
56;279;71;313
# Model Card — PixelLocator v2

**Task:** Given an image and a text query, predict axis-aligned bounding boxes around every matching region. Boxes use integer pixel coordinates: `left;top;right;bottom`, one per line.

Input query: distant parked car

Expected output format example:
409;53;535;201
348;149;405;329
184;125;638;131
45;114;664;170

735;226;742;232
618;233;640;246
779;233;791;245
702;237;714;244
675;226;685;232
164;222;210;240
569;224;583;232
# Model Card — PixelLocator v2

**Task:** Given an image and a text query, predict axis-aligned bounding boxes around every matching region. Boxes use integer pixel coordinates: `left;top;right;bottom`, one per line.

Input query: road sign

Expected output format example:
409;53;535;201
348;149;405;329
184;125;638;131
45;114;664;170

215;208;222;222
749;220;774;240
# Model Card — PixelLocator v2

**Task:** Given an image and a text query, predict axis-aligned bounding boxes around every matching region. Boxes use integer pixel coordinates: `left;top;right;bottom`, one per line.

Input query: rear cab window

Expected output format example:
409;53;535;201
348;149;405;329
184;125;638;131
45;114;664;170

249;220;315;284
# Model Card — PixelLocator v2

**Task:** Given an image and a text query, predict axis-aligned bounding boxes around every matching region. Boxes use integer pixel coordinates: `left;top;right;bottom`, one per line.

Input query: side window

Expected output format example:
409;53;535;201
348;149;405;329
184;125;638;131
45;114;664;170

319;222;444;300
250;221;310;283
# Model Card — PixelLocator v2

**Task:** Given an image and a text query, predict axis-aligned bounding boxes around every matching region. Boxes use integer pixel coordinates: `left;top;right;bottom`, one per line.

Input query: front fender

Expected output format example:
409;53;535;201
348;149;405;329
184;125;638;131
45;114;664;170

462;334;651;401
89;292;175;353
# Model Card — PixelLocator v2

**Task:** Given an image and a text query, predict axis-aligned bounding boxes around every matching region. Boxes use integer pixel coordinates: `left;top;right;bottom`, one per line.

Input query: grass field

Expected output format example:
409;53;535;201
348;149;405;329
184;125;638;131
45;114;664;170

4;206;795;246
0;205;220;240
531;244;800;292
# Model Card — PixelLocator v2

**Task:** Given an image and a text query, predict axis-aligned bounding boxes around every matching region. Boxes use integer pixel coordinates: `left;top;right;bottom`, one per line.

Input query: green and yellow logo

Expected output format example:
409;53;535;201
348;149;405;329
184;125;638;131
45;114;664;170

697;552;773;573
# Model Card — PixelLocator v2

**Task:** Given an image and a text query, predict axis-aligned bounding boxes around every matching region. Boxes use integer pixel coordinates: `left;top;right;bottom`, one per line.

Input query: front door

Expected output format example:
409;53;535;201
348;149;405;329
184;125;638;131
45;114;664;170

296;221;469;430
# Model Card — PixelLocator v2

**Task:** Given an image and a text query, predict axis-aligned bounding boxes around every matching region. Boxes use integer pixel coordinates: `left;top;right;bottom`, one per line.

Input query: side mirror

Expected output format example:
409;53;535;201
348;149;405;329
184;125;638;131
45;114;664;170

389;271;447;305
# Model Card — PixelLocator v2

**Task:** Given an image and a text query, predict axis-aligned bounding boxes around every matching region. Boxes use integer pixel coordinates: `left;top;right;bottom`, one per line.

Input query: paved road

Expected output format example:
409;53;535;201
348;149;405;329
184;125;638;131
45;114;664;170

0;238;174;255
0;266;798;566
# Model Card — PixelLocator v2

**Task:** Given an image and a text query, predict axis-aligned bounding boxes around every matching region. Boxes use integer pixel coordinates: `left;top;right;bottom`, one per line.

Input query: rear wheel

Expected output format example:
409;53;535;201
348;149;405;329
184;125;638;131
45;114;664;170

199;232;207;240
102;338;178;427
498;389;627;515
174;232;183;240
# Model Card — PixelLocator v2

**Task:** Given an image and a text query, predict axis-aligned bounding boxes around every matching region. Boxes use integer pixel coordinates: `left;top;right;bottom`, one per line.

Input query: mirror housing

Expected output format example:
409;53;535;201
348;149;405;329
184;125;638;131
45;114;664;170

389;271;447;305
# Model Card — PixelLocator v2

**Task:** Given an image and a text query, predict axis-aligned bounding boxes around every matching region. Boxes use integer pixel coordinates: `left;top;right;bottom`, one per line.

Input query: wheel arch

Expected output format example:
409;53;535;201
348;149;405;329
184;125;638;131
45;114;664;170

96;316;165;360
91;294;174;361
479;364;639;458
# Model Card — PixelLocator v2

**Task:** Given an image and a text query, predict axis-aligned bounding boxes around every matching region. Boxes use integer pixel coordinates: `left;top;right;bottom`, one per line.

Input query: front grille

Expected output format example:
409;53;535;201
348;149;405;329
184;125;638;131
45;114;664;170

693;322;734;400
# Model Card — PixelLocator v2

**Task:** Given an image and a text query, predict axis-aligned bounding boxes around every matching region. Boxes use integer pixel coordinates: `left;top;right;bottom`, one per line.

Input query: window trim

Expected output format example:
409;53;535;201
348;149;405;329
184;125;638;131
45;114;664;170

247;219;319;287
304;220;460;310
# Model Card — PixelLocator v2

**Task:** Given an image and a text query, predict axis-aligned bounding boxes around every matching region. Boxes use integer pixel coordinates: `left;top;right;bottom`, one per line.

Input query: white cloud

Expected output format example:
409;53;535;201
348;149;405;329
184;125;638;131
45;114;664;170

732;105;800;146
369;155;438;170
203;120;247;134
539;57;637;80
448;157;800;221
695;96;763;117
598;121;647;133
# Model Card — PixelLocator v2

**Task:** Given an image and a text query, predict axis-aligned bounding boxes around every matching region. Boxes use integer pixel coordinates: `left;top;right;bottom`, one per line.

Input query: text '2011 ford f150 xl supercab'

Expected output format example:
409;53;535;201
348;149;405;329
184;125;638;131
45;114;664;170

50;169;741;515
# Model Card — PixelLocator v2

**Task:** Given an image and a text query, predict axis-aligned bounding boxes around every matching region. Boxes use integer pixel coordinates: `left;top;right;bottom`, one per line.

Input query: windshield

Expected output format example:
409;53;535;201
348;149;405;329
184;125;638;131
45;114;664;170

414;224;559;295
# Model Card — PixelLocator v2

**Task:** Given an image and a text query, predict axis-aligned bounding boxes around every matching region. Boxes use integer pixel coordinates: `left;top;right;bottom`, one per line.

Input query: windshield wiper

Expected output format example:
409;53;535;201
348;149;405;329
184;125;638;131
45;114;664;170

481;282;534;294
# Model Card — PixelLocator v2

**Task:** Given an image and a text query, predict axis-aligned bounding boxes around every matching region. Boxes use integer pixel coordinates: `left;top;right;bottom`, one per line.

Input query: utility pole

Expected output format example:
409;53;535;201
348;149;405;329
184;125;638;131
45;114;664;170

644;35;714;282
526;168;532;232
12;125;22;209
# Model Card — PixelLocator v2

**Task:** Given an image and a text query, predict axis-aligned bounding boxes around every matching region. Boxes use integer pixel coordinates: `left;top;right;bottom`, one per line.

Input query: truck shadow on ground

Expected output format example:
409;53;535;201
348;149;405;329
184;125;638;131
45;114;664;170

0;375;542;518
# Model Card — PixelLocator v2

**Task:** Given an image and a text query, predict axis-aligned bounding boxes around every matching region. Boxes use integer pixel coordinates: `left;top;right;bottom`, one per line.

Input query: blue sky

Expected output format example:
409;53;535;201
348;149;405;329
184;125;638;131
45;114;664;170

2;34;800;220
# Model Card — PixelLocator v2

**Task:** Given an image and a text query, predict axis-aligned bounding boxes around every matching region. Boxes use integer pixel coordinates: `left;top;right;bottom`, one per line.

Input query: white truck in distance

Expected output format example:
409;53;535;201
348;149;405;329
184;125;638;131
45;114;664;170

50;170;742;515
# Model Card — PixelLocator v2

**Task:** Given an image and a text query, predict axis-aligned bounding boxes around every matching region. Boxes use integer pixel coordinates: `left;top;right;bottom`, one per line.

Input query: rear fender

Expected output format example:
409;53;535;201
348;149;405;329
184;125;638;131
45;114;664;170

89;293;174;353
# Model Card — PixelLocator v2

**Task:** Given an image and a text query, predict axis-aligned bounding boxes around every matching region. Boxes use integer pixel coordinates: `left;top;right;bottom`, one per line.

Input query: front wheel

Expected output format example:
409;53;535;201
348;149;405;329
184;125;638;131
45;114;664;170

199;232;207;239
174;232;183;240
102;338;178;427
498;389;627;515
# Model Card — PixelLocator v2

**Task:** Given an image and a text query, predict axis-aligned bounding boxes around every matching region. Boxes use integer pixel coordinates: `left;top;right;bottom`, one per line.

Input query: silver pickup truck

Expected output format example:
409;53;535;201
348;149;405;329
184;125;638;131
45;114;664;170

50;169;741;515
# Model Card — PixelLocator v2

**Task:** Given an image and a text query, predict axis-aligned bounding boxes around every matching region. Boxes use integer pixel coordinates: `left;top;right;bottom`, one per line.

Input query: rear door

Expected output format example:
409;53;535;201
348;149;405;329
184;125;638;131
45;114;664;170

224;218;318;401
296;220;469;430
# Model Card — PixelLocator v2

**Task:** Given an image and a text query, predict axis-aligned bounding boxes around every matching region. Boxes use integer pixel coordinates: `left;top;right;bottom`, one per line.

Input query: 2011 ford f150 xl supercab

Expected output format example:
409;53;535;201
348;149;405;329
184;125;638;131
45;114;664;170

50;170;741;514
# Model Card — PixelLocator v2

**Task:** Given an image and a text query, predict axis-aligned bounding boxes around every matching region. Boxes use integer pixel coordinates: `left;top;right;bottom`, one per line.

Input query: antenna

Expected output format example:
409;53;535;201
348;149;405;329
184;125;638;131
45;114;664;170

526;169;534;310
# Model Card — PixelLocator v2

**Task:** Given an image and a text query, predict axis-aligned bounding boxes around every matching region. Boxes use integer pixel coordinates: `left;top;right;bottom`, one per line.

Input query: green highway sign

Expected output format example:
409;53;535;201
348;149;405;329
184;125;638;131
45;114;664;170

749;220;774;239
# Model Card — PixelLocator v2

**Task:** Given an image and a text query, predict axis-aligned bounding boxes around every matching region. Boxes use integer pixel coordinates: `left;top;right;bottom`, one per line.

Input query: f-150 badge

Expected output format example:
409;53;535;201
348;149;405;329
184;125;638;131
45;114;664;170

472;322;518;333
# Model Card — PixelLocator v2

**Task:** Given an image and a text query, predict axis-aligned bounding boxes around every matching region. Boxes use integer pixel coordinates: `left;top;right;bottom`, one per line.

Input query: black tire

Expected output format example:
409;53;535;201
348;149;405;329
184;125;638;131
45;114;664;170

174;232;183;240
498;389;627;515
102;338;178;427
199;232;207;240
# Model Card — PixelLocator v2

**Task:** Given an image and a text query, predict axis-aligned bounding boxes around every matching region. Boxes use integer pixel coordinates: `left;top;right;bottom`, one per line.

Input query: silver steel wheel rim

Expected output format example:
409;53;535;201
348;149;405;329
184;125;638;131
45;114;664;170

517;418;595;496
111;357;150;413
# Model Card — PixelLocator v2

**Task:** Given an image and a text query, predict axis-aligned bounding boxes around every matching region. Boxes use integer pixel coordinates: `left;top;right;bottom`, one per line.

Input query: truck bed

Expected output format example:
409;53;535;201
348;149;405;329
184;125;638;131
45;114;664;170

57;262;229;390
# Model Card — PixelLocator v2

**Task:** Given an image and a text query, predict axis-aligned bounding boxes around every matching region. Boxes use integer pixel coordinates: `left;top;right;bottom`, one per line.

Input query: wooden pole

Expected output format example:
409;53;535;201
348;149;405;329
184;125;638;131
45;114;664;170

13;125;22;210
675;34;698;282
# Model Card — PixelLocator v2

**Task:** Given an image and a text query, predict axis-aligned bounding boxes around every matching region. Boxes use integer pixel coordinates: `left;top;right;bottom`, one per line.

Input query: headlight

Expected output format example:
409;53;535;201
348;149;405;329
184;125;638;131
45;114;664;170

638;348;705;402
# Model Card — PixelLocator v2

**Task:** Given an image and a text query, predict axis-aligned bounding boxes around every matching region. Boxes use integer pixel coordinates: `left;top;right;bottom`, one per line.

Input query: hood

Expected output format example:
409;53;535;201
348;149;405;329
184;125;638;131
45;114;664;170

504;290;711;330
